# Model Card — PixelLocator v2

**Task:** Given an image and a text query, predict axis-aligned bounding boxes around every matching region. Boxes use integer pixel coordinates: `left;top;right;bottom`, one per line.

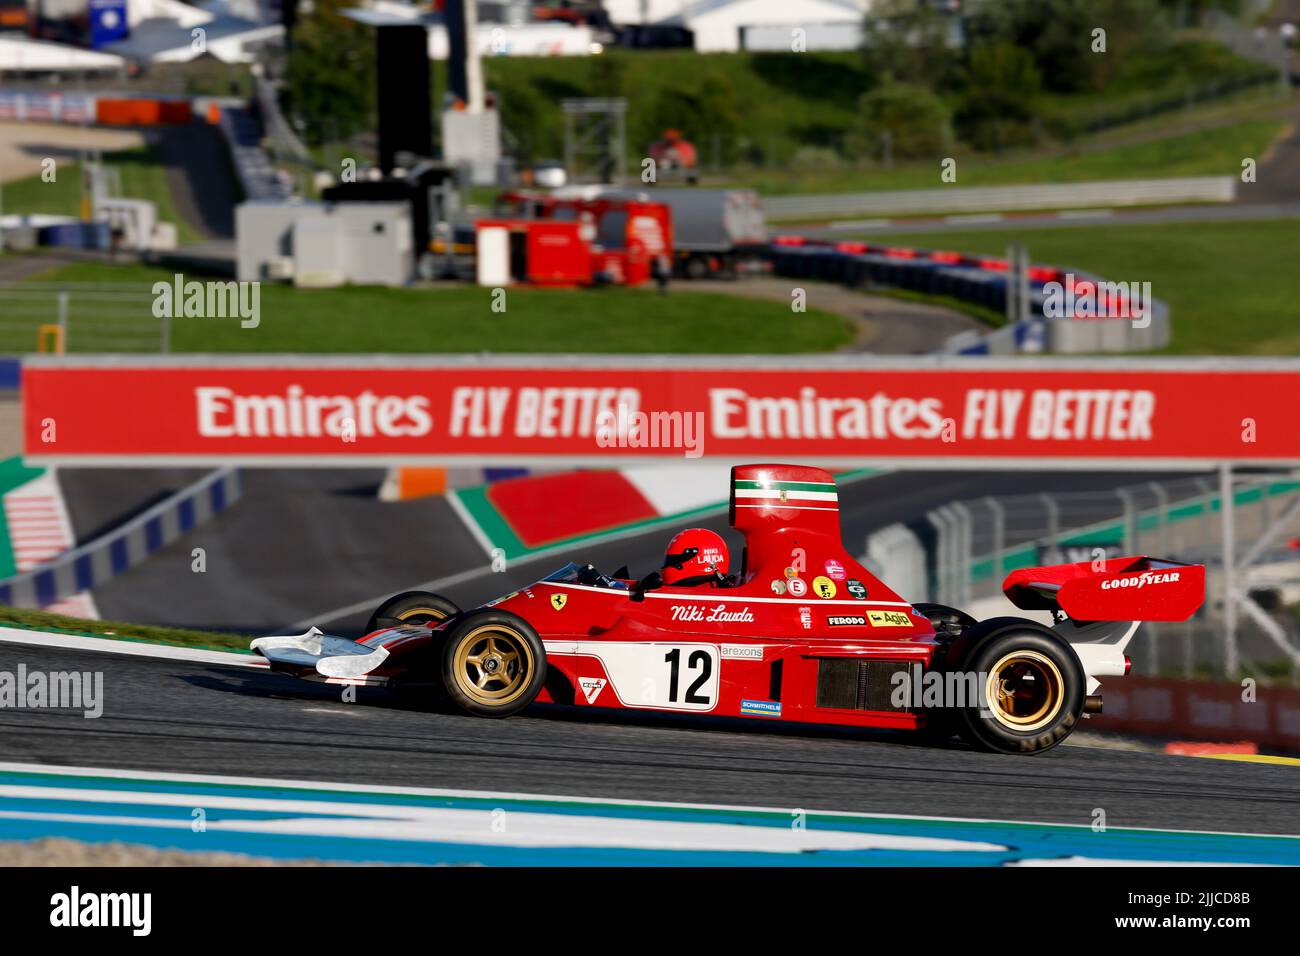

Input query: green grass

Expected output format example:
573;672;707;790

0;605;252;652
479;41;1281;191
748;116;1288;198
15;261;854;354
865;217;1300;355
1;146;203;245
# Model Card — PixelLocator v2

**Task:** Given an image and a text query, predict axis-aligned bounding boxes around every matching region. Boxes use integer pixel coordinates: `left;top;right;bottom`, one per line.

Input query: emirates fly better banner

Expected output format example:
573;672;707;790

21;359;1300;465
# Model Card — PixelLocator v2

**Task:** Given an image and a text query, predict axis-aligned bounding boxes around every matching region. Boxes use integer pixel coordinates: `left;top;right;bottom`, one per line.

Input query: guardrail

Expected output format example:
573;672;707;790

764;237;1171;353
763;176;1237;222
0;469;241;609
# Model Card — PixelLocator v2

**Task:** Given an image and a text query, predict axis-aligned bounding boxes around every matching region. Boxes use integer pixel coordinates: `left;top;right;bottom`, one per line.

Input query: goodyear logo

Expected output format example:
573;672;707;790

867;610;911;628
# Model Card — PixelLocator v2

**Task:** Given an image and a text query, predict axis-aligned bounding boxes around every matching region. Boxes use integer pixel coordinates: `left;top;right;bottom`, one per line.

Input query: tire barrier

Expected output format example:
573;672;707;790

765;235;1171;354
0;468;241;609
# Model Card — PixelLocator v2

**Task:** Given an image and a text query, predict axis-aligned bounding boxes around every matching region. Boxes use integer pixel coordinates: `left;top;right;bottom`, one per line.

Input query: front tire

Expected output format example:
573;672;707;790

440;610;546;718
952;621;1085;755
366;590;460;634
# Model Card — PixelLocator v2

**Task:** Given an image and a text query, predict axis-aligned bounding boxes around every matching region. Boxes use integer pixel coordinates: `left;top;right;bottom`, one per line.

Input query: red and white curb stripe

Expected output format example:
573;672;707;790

3;471;97;619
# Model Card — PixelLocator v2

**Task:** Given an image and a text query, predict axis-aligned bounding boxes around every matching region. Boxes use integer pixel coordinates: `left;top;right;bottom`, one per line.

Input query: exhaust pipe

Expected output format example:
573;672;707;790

1084;695;1104;714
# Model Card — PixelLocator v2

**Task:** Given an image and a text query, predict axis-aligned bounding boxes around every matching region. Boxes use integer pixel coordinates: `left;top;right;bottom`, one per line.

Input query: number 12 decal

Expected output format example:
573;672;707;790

665;647;713;704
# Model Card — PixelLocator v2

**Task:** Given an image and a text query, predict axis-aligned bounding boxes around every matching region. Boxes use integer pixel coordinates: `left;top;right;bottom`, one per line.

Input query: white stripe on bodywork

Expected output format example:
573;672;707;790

734;489;838;502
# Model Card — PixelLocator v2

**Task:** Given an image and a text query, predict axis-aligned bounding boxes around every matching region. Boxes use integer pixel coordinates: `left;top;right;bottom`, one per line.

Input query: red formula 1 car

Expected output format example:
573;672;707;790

253;464;1205;754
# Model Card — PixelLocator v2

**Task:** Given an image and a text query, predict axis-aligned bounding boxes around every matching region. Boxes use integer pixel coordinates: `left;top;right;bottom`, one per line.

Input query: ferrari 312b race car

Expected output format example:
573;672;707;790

253;464;1205;754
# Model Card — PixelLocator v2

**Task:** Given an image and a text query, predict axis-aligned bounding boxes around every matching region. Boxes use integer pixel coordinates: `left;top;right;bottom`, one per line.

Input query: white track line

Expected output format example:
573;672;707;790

0;626;265;668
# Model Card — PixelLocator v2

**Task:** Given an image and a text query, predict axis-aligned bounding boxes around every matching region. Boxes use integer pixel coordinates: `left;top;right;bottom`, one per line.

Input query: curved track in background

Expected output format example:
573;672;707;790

66;468;1190;635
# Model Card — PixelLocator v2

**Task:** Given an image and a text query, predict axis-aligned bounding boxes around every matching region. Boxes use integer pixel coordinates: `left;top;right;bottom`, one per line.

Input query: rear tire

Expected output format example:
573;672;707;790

952;622;1085;755
440;610;546;718
366;590;460;634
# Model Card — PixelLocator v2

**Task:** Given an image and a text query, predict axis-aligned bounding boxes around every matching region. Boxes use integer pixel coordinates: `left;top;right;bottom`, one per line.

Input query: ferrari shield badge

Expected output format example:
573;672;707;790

550;593;568;611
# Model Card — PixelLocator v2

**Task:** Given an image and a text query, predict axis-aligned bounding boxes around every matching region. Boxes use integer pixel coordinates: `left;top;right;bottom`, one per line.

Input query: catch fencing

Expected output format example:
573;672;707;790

0;283;169;353
864;473;1300;682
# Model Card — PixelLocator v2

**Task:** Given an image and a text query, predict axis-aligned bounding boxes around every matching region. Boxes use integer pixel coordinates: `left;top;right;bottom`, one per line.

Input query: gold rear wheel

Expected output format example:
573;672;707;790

984;650;1064;733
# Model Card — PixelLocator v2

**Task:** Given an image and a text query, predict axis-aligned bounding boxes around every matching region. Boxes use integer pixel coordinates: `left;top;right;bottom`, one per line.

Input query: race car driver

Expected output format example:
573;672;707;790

654;528;731;588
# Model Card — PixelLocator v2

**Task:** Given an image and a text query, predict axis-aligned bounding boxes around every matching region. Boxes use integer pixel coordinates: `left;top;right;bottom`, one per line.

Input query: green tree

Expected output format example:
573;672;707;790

285;0;376;145
965;0;1170;94
955;41;1044;151
849;81;953;161
862;0;961;89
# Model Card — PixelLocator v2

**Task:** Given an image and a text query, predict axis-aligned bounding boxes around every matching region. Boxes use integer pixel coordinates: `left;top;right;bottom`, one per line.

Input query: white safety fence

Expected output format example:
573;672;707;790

863;473;1300;681
764;176;1237;221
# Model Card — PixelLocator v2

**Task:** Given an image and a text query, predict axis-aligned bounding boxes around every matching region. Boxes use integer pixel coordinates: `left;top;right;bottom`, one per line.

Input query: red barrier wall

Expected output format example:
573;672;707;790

1092;676;1300;751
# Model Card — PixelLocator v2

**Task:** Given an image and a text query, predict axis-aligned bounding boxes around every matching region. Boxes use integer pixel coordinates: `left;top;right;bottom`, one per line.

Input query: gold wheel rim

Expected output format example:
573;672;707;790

451;624;534;706
397;606;448;625
984;650;1064;732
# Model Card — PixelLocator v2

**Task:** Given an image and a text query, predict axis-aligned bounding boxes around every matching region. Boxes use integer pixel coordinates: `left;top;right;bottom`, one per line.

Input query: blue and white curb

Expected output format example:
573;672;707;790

0;468;240;610
1;763;1296;866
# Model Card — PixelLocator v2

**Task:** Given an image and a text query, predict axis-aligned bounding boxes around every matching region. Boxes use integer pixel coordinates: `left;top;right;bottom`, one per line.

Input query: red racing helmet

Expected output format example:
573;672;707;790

661;528;729;585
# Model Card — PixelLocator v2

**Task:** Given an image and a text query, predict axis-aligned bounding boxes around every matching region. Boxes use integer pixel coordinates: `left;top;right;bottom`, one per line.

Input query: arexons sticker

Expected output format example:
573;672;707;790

722;644;764;660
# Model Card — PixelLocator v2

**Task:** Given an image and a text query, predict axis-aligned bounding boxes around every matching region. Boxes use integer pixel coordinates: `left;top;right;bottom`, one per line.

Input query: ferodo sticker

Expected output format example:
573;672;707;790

722;644;764;660
812;576;837;599
868;610;911;627
827;615;866;626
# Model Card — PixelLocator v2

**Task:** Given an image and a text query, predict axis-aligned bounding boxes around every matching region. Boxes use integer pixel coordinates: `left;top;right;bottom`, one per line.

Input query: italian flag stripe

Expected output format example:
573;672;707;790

733;479;837;494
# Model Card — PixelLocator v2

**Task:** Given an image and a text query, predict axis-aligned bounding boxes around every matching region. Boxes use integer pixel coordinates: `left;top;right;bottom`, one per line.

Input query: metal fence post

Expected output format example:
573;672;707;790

1220;463;1238;678
1148;481;1169;557
1116;487;1136;553
1040;493;1059;560
984;496;1005;585
952;502;972;608
57;290;69;351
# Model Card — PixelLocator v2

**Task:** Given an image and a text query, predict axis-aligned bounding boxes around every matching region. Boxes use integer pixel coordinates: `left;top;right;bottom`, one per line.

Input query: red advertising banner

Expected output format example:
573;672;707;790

21;358;1300;466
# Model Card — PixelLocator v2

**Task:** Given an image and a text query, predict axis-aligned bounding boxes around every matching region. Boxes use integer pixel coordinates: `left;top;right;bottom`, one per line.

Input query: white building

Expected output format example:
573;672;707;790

607;0;871;52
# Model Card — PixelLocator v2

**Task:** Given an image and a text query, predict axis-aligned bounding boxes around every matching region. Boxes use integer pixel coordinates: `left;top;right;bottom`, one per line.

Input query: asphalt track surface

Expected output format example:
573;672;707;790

3;644;1298;837
74;467;1189;635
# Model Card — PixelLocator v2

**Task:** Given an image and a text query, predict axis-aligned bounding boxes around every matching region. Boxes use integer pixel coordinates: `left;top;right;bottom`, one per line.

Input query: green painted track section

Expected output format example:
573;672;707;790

0;456;45;579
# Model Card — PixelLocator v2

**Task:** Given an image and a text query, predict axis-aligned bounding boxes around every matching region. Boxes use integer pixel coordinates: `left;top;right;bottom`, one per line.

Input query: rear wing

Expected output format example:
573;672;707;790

1003;555;1204;622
